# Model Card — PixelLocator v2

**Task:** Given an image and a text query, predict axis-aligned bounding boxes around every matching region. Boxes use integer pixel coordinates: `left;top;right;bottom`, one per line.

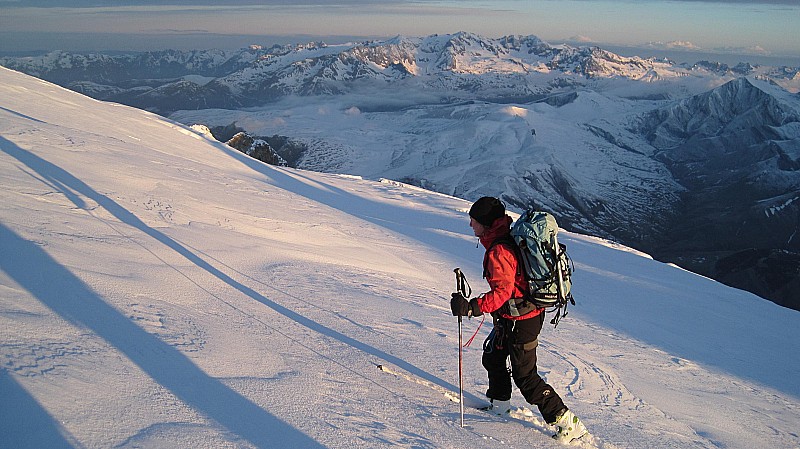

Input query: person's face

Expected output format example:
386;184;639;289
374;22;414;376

469;216;486;237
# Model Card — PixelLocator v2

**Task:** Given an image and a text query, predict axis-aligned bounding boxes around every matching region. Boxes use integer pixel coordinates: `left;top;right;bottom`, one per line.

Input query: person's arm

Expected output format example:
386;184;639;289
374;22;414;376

477;244;517;313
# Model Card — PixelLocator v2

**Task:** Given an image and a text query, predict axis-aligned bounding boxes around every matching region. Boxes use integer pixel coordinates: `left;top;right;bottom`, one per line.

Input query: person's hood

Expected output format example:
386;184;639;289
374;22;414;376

478;214;513;249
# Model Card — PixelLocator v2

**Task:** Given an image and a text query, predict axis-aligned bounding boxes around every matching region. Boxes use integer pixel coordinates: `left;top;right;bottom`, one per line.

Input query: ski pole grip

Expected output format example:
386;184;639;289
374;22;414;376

453;267;471;298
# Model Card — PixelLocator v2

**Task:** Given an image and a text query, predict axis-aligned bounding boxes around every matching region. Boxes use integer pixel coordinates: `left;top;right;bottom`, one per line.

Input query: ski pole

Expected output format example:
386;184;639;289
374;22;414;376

550;231;568;327
458;312;464;428
453;267;468;428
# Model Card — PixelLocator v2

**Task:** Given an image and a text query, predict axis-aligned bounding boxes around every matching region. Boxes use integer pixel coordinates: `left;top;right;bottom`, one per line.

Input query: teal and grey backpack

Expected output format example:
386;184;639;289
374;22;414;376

488;210;575;326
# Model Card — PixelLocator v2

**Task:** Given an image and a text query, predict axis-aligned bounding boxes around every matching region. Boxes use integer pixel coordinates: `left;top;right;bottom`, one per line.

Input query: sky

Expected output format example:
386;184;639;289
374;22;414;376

0;0;799;65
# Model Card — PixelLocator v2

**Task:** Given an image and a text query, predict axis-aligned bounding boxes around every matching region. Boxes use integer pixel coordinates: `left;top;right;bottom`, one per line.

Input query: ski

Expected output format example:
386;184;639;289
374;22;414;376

376;363;599;446
475;402;596;446
375;363;462;403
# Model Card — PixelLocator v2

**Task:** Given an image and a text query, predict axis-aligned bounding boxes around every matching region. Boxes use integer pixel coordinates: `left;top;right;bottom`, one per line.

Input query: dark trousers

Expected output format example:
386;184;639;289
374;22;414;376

482;313;566;423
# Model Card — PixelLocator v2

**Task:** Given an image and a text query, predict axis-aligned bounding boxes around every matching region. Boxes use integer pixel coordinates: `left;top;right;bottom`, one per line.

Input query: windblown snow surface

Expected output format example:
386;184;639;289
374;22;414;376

1;66;798;449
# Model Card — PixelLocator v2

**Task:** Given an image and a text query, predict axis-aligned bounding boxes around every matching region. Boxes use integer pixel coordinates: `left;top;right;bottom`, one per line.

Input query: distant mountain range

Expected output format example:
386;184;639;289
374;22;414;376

3;33;798;114
3;32;798;310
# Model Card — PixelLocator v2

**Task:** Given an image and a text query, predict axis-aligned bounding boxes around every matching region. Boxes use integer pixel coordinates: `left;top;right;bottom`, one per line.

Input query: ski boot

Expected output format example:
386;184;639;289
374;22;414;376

483;398;511;415
551;409;587;444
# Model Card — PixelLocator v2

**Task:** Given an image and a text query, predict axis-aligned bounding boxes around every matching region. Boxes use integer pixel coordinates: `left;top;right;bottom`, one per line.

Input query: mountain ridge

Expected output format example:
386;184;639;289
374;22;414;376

4;32;799;114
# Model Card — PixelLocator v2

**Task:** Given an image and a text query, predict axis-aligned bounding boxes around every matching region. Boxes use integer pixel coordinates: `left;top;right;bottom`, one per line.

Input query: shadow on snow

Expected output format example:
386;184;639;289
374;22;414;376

1;135;483;447
0;137;324;449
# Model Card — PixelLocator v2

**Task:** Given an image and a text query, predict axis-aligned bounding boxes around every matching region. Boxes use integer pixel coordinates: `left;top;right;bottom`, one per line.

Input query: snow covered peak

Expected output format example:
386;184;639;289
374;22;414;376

3;32;738;110
639;76;799;148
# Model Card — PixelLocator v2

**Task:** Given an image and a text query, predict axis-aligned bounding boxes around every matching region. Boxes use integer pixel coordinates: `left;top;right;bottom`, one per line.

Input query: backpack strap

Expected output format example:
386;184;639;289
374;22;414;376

483;235;521;279
483;235;536;317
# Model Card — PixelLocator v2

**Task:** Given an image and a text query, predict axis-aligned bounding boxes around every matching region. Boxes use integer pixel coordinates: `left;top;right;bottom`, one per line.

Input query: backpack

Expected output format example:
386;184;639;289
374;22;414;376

487;210;576;326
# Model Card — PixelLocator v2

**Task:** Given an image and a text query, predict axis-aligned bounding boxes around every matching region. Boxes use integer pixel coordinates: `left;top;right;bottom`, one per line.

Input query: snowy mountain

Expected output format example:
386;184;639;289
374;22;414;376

3;33;799;114
627;78;800;304
2;66;800;449
170;76;800;311
2;33;799;311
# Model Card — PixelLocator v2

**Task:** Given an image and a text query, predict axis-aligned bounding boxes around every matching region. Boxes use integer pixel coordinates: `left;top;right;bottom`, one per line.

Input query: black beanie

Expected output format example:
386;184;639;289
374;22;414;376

469;196;505;227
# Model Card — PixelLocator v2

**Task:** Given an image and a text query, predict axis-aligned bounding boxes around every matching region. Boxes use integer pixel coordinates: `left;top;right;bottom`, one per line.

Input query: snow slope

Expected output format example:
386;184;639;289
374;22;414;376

1;67;799;449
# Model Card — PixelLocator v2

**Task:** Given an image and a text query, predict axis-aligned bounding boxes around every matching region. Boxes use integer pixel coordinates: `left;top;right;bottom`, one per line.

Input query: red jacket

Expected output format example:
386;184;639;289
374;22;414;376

477;215;543;320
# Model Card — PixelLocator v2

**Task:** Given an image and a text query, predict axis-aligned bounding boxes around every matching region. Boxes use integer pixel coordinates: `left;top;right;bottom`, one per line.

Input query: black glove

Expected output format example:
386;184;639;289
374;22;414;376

451;293;482;317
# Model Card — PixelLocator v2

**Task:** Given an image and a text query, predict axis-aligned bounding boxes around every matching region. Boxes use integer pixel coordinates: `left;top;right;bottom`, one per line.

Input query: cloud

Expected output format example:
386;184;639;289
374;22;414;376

0;0;433;6
642;40;774;57
569;35;595;43
148;29;212;34
568;0;799;3
712;45;772;56
662;0;799;3
644;40;704;52
5;0;799;6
